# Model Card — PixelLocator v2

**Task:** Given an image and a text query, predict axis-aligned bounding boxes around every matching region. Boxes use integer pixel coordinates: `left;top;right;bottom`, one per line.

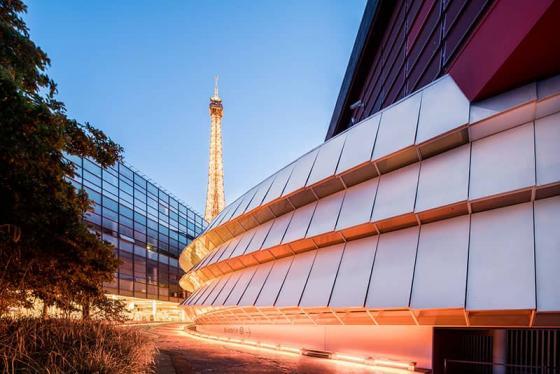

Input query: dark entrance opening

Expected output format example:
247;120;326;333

433;328;560;374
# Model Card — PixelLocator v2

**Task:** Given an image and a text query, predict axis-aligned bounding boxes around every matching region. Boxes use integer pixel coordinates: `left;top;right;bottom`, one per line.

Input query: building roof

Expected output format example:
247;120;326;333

325;0;381;141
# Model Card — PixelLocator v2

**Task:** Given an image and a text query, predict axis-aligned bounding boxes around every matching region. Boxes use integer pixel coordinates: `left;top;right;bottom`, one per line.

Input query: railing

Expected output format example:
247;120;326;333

443;359;560;374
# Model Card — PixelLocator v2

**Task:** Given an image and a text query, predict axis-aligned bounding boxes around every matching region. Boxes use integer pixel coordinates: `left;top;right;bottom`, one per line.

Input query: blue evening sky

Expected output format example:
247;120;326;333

25;1;365;215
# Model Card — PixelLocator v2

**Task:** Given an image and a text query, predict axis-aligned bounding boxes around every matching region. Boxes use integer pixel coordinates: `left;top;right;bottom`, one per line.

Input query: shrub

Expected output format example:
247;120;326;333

0;318;156;373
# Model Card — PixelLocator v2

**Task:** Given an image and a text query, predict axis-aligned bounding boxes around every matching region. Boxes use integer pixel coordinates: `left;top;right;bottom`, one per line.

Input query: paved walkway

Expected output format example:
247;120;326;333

147;323;375;374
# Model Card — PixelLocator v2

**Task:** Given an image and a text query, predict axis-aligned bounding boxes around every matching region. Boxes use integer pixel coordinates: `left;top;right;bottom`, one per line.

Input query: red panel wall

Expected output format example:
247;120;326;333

349;0;492;127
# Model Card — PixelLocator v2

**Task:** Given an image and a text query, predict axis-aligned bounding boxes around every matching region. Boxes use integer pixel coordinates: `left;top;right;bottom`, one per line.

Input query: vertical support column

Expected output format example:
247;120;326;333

492;329;507;374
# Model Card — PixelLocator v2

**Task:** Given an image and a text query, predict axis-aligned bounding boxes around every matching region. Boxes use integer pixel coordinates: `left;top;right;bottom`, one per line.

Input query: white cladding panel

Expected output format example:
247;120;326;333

262;212;293;249
231;187;258;219
244;219;274;254
534;197;560;311
535;112;560;186
283;149;319;195
208;204;231;230
469;83;536;140
306;190;345;237
275;251;317;307
410;215;469;309
201;274;232;306
189;279;217;305
538;74;560;100
221;202;241;224
470;83;536;124
205;209;226;231
336;114;381;173
255;257;293;307
238;262;274;306
537;75;560;118
215;235;242;263
203;241;229;267
221;197;244;223
366;226;419;309
300;244;345;307
197;244;223;269
336;177;379;230
228;228;256;259
307;134;347;186
282;202;317;244
373;92;421;160
189;281;214;306
330;236;378;307
371;163;420;221
245;176;275;213
415;145;470;212
416;75;469;143
262;164;295;205
470;122;535;199
213;271;242;306
467;203;535;310
186;285;205;306
224;267;257;306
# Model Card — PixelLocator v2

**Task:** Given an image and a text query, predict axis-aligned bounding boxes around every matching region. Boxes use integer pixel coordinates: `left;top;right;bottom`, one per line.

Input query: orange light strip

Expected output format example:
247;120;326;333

182;327;417;372
182;329;301;357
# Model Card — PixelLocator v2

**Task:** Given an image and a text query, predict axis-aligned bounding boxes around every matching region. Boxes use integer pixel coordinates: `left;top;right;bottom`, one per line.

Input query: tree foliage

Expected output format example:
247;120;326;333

0;0;124;319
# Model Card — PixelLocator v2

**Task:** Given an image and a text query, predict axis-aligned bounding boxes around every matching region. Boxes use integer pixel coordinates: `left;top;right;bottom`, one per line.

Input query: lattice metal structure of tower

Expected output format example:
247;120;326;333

204;76;225;222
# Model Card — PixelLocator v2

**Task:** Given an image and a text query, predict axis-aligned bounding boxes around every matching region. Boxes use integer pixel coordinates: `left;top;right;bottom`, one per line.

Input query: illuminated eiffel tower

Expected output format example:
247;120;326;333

204;76;225;222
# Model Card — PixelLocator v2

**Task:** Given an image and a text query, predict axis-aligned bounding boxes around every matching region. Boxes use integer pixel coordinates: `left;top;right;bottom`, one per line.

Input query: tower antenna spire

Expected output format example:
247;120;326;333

212;75;220;101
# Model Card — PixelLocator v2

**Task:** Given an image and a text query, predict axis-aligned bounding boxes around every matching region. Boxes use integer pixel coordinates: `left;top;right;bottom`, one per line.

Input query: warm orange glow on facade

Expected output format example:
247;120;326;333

180;72;560;371
182;327;418;372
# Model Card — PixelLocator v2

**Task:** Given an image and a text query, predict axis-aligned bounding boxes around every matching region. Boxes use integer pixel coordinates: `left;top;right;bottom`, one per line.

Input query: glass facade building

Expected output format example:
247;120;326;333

65;154;205;318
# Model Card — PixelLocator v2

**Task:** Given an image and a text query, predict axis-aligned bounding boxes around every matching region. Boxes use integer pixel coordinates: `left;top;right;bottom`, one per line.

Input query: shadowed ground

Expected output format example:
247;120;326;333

148;323;376;373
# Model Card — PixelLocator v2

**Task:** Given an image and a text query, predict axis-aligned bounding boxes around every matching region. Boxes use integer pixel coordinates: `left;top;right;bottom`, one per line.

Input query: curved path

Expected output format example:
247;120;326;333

147;323;374;373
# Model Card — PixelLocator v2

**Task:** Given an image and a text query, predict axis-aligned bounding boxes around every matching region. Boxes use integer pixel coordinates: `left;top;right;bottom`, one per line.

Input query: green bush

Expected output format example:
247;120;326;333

0;318;156;373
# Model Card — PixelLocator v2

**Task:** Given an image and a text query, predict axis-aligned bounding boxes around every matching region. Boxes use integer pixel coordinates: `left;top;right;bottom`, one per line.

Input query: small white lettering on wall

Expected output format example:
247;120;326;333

223;326;252;337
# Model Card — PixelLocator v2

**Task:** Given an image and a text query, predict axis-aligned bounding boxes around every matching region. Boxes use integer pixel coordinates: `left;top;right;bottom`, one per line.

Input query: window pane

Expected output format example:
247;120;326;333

119;215;133;228
102;170;118;186
84;188;102;204
119;251;133;275
83;159;101;176
134;255;146;281
119;239;133;253
102;196;119;212
147;182;158;196
147;260;158;284
147;249;158;261
120;205;133;219
134;174;146;188
119;164;133;181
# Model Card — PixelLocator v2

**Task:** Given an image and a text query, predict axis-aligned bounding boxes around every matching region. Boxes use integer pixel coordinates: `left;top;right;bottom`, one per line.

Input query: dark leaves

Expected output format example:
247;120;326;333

0;0;124;318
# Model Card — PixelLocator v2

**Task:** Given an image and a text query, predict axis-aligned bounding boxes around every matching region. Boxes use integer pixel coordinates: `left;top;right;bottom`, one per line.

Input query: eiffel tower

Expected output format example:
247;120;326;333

204;76;225;222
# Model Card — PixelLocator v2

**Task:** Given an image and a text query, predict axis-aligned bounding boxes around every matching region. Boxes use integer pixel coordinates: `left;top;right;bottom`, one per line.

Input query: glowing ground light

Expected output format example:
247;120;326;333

179;325;417;372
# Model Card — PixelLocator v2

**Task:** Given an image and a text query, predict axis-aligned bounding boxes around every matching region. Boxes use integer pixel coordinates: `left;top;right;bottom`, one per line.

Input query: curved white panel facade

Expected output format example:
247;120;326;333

179;74;560;370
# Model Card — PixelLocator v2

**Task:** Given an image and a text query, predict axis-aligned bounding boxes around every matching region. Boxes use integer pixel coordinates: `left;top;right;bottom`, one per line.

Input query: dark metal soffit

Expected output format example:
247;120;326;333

325;0;381;141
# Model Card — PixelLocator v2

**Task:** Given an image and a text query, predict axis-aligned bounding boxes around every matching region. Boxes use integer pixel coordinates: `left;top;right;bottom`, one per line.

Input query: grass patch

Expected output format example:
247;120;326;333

0;317;156;373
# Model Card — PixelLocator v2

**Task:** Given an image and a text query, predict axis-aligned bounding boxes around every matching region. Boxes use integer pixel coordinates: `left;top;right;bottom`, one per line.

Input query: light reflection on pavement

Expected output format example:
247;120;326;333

146;323;384;374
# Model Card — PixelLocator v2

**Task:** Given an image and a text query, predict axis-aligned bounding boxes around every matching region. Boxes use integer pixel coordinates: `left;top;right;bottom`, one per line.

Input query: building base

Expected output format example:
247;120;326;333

196;323;432;370
108;294;186;322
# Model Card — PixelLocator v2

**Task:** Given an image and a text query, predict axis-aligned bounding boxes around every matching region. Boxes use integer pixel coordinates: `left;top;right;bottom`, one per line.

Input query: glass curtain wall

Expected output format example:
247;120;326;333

65;155;205;303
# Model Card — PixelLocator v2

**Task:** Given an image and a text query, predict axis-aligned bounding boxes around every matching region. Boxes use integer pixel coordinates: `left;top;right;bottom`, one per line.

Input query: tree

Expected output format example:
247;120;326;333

0;0;124;319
